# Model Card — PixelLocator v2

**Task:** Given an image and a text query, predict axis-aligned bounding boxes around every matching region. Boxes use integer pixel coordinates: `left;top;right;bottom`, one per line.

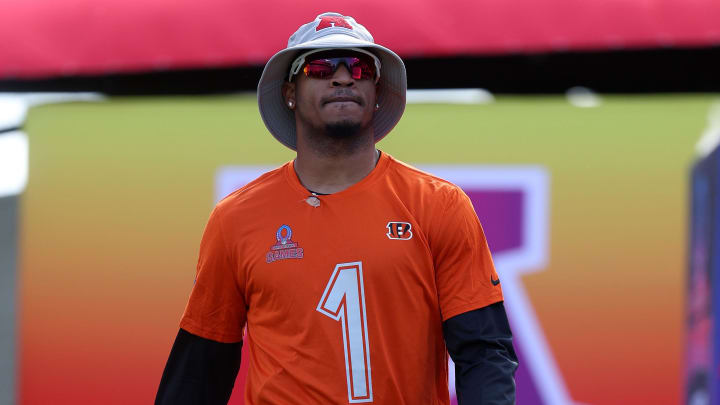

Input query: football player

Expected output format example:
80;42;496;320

156;12;518;405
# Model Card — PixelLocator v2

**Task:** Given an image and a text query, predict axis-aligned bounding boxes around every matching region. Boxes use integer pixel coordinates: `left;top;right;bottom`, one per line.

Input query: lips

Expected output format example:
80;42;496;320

322;95;362;106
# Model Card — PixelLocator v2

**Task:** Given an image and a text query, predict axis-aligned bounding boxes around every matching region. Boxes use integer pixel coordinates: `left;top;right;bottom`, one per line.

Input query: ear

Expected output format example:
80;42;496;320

282;81;296;110
374;82;381;109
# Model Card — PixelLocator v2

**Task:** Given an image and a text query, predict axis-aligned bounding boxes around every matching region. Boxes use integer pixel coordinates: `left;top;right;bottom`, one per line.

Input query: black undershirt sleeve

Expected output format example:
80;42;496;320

155;328;243;405
443;302;519;405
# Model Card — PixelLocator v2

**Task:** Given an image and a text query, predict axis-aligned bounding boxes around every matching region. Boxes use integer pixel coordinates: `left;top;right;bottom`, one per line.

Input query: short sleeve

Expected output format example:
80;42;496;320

431;187;503;321
179;207;247;343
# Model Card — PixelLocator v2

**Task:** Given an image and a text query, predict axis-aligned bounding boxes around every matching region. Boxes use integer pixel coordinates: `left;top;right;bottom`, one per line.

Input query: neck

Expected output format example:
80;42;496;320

294;134;379;195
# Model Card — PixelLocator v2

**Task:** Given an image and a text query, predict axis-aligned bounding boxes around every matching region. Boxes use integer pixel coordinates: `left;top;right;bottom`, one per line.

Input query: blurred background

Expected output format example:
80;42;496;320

1;1;719;404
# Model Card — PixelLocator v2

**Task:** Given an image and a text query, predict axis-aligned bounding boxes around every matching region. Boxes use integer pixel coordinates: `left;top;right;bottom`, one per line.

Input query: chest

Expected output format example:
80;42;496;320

232;197;437;317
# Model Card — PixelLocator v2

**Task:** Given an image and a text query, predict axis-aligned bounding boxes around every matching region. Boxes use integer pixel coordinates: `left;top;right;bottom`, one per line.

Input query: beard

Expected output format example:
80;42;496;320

300;118;372;157
324;119;363;139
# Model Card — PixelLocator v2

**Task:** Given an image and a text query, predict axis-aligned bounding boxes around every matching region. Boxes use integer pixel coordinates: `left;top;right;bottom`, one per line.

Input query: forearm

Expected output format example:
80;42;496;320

155;328;243;405
444;302;519;404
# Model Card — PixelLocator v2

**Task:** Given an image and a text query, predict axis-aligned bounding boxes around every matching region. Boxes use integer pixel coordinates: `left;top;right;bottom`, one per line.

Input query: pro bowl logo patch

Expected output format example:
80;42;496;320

266;224;304;263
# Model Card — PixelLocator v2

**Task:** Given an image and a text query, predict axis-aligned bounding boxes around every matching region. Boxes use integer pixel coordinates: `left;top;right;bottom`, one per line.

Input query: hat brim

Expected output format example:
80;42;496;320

257;34;407;151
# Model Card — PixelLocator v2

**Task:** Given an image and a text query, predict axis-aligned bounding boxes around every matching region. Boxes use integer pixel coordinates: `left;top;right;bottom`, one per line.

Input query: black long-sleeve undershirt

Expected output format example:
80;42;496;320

155;329;242;405
443;301;519;404
155;302;517;404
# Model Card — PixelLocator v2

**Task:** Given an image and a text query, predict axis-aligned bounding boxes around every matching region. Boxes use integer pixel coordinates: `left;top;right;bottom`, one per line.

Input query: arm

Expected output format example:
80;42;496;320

155;328;243;405
443;302;519;405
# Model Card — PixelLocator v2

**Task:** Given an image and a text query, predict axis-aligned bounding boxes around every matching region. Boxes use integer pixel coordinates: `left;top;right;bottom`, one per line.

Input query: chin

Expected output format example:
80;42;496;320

324;120;363;139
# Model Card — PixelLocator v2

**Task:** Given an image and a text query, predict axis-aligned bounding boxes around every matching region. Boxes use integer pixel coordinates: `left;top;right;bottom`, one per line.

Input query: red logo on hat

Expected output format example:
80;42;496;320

316;16;353;31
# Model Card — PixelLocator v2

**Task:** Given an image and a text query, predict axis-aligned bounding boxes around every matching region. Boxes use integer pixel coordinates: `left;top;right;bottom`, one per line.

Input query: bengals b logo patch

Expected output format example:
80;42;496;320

386;222;413;240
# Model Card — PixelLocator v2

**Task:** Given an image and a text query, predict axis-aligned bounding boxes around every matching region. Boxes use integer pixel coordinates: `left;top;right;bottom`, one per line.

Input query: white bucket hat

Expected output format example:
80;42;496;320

257;12;407;151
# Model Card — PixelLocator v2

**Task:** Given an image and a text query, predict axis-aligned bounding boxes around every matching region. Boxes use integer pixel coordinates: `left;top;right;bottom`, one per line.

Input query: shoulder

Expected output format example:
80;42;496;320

214;163;289;217
380;154;471;239
384;154;466;204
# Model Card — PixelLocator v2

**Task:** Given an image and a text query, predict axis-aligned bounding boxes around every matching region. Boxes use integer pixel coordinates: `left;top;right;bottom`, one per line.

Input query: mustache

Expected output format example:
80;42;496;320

321;90;364;106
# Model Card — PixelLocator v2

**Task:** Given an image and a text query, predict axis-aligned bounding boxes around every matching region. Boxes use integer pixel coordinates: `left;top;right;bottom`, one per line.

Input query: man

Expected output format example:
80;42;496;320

156;12;518;405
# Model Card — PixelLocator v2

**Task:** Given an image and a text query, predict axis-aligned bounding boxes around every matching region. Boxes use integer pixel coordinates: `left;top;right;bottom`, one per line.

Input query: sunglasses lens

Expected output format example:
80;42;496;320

349;58;375;80
304;61;335;79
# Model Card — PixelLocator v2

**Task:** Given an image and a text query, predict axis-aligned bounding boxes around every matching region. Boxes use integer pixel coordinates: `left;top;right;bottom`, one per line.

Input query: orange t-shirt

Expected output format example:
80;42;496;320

180;152;503;404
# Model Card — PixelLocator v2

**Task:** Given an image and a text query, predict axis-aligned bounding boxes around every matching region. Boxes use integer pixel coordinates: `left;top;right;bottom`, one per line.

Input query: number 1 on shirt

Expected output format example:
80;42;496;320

317;261;373;403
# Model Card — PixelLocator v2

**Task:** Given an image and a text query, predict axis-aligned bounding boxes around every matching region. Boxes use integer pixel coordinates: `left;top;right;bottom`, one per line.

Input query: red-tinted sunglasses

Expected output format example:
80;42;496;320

303;55;376;80
288;49;380;82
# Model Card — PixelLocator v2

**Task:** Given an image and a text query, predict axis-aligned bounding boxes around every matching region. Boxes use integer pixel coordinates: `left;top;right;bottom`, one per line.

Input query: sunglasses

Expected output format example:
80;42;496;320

288;48;381;82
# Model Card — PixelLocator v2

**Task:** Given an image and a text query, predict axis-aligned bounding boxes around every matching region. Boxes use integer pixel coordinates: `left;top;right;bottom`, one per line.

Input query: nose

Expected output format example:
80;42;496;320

331;64;355;87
